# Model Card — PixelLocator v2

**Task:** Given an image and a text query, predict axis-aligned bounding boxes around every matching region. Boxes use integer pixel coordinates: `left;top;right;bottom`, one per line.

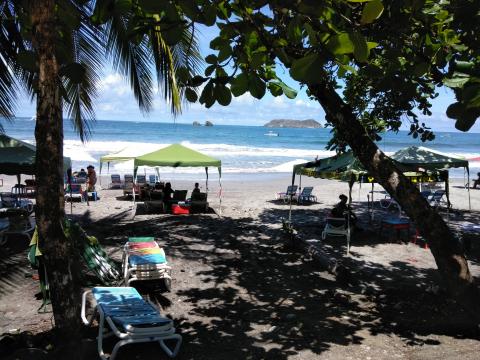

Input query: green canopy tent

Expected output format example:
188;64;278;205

99;146;159;174
390;146;470;210
0;134;72;185
133;144;222;211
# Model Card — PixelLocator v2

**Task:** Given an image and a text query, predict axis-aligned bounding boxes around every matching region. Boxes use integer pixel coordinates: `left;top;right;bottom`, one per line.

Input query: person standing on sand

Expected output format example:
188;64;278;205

86;165;97;192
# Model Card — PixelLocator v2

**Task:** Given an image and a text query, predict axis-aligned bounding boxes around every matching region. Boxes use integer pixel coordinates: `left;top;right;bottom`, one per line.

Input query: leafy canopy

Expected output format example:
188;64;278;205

163;0;480;144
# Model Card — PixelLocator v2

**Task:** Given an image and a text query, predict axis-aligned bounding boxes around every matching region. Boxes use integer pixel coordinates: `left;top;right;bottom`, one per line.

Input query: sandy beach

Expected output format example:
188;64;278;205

1;173;479;359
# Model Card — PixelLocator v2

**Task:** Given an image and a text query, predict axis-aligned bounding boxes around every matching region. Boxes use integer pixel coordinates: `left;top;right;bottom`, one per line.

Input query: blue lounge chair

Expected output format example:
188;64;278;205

109;174;122;189
122;237;171;289
428;189;447;208
295;186;317;204
81;286;182;360
148;174;157;185
276;185;298;203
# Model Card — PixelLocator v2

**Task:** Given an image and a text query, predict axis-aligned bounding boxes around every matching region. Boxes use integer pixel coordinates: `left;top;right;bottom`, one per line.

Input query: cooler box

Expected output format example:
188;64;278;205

172;204;190;215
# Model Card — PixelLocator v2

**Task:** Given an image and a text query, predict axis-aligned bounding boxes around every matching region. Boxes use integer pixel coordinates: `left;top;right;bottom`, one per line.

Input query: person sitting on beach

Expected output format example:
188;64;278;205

77;168;87;178
330;194;358;228
163;182;174;200
86;165;97;192
473;172;480;189
192;182;200;195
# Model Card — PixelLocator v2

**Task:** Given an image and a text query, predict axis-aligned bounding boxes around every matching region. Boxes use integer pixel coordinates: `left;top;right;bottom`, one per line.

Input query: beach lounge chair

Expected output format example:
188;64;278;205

427;189;447;208
0;208;35;244
136;175;147;186
148;174;157;185
276;185;298;203
109;174;122;189
295;186;317;204
81;286;182;360
25;179;36;195
190;192;208;213
321;216;351;250
65;184;84;202
123;175;134;196
122;237;172;289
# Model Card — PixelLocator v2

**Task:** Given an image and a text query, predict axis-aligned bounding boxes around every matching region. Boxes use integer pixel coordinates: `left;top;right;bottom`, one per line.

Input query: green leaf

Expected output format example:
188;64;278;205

214;84;232;106
304;23;318;46
205;55;217;64
274;80;297;99
189;76;207;87
217;45;232;62
326;33;355;55
230;73;249;96
287;17;302;43
199;81;215;107
443;74;470;88
351;32;369;62
360;0;384;24
201;4;217;26
204;64;216;76
249;75;266;99
446;102;463;119
290;54;325;83
185;88;198;102
268;82;283;97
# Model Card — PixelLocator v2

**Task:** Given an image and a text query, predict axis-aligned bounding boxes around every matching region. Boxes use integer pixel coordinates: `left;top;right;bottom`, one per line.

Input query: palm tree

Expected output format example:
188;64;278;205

0;0;201;341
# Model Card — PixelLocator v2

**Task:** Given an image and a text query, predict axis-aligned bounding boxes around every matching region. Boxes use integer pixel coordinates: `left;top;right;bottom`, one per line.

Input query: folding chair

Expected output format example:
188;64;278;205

109;174;122;189
295;186;317;204
81;286;182;360
321;217;351;253
148;174;157;185
428;189;447;208
65;184;85;202
276;185;298;203
123;175;134;196
122;237;172;290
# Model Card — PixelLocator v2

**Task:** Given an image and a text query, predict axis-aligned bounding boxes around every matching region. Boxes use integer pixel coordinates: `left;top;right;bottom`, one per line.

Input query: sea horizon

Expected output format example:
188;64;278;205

2;117;479;179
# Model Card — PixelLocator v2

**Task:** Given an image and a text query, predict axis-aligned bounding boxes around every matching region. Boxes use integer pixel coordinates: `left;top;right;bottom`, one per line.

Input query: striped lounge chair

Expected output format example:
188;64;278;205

122;237;171;290
81;286;182;360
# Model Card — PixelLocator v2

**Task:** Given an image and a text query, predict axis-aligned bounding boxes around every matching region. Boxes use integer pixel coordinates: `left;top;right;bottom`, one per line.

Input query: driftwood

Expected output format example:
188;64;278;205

282;224;340;275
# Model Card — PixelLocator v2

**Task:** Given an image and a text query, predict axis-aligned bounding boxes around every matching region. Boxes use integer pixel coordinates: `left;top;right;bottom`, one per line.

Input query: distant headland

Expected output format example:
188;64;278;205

264;119;321;128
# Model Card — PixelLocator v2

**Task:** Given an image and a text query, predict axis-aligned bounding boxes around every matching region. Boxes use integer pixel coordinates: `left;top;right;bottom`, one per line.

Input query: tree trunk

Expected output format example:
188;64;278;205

309;82;480;314
31;0;82;343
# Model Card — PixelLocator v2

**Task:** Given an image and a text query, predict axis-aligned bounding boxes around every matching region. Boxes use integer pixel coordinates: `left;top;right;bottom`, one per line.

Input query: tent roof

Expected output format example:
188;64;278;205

134;144;221;169
0;134;71;175
100;146;152;164
293;151;367;181
391;146;468;171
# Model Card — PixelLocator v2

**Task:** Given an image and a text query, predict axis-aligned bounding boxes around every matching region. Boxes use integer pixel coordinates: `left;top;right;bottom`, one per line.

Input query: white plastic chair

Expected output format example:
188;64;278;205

321;217;351;253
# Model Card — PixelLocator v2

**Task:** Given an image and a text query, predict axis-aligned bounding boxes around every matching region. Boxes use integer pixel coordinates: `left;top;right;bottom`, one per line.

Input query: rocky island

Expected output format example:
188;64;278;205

264;119;321;128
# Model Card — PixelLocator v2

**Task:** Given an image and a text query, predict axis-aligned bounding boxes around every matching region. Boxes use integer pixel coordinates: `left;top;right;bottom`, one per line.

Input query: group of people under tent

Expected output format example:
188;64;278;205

68;165;97;191
139;181;201;200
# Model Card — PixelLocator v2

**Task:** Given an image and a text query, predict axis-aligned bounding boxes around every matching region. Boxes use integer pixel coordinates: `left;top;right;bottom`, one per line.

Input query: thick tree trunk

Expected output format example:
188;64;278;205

31;0;82;343
309;82;479;314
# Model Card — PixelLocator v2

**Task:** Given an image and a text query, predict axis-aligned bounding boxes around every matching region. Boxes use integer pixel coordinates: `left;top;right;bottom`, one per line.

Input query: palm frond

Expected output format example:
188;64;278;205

60;0;103;141
105;12;153;113
149;23;181;115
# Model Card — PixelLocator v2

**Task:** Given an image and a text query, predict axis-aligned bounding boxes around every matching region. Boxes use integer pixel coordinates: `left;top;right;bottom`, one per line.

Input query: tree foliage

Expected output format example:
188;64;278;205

164;0;480;139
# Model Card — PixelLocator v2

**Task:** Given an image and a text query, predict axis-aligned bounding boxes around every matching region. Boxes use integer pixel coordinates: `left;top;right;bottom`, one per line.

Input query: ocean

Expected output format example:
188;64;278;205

2;117;479;179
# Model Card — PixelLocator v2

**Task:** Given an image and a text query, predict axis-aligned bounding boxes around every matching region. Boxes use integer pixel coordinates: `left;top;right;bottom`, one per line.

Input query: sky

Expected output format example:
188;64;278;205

14;25;480;133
